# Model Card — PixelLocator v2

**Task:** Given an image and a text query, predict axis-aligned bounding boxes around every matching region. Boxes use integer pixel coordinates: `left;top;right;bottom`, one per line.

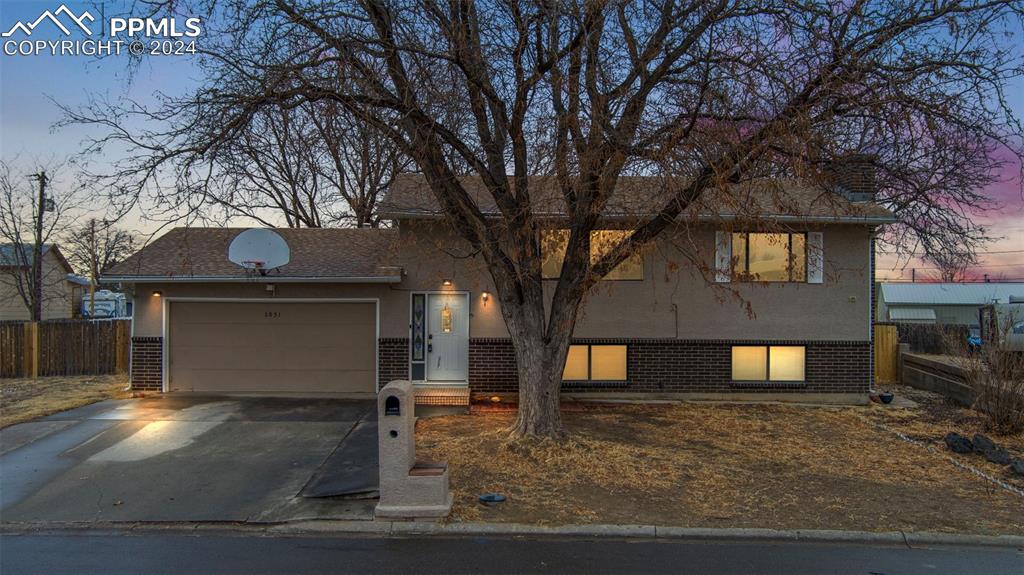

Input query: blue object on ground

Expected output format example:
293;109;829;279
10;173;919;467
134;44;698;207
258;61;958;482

479;493;506;504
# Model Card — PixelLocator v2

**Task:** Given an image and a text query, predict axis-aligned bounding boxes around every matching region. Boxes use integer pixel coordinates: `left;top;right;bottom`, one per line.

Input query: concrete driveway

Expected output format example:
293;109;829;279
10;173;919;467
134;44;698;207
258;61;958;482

0;395;378;524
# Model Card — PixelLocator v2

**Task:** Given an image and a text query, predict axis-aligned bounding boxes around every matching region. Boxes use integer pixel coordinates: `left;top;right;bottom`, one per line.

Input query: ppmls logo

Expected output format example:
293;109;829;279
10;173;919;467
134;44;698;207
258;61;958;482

1;4;94;37
2;3;201;57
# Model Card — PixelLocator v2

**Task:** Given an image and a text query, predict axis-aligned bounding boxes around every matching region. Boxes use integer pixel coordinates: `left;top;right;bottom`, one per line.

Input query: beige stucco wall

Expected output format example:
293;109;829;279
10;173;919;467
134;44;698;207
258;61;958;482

131;221;872;343
0;251;74;321
571;225;872;341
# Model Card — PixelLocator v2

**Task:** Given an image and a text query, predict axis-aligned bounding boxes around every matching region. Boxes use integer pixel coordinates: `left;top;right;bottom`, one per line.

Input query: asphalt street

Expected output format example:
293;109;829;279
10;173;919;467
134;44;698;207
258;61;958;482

1;529;1021;575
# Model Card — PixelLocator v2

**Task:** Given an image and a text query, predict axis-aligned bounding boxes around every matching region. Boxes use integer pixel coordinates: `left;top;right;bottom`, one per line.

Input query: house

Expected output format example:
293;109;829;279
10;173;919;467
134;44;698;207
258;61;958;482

0;244;78;321
876;282;1024;326
104;171;894;406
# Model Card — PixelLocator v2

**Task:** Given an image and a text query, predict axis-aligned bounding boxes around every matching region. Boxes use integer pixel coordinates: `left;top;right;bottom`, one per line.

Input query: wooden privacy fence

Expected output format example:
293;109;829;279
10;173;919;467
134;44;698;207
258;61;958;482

0;319;130;378
896;323;968;354
875;323;899;384
0;322;26;378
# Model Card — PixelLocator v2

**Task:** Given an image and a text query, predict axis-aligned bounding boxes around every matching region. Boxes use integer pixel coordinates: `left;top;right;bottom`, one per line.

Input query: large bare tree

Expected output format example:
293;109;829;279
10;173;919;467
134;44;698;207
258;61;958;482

211;102;407;227
63;92;406;229
64;218;136;315
311;100;411;227
65;1;1024;437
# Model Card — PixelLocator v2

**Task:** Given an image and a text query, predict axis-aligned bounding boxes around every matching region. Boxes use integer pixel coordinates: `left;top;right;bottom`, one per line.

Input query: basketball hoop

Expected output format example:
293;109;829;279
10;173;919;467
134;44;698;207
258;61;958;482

228;229;290;276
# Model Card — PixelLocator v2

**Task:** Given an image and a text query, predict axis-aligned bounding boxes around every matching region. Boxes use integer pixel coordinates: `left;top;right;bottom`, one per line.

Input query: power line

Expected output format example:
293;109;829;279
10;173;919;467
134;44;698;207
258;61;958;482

880;263;1024;272
877;249;1024;256
878;279;1024;283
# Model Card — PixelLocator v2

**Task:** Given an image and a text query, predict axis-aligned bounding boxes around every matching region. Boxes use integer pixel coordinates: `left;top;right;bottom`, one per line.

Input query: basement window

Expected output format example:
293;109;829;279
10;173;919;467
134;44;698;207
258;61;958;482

731;345;805;382
562;345;627;381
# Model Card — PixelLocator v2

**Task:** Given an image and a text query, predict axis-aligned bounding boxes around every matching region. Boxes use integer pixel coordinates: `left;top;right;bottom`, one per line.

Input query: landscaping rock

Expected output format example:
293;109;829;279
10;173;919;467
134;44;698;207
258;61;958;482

983;447;1012;465
972;434;997;454
944;432;974;454
1010;459;1024;477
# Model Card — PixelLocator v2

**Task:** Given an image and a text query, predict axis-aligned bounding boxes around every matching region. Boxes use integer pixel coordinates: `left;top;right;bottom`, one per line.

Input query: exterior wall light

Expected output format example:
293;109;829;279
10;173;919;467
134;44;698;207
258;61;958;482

152;290;162;297
442;279;453;287
481;291;490;304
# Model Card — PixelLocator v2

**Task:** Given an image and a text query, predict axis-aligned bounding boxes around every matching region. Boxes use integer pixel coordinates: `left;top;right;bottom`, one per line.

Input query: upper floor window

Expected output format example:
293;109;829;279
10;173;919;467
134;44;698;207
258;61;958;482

541;229;644;281
732;232;806;282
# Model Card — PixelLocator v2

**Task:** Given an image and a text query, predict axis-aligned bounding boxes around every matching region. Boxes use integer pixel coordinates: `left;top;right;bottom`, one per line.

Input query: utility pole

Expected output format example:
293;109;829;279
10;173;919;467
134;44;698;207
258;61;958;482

88;219;97;317
911;268;915;283
27;171;48;321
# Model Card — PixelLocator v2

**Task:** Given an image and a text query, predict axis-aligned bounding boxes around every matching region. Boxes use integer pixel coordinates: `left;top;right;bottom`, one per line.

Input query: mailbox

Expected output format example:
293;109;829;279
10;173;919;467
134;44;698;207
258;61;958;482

375;380;452;520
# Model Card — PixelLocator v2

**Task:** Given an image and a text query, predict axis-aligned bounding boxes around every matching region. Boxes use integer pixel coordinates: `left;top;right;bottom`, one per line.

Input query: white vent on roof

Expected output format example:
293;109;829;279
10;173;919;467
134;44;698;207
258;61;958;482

228;229;290;273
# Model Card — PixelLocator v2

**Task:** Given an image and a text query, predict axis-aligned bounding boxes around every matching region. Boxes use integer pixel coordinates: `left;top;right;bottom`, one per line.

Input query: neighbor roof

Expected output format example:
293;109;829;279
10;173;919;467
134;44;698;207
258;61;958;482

102;228;401;282
66;274;92;286
0;243;72;272
380;174;895;224
879;283;1024;306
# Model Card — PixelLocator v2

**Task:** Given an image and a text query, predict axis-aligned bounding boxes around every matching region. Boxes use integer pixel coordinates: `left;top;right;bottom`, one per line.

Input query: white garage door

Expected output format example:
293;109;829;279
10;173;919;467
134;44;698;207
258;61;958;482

168;301;376;394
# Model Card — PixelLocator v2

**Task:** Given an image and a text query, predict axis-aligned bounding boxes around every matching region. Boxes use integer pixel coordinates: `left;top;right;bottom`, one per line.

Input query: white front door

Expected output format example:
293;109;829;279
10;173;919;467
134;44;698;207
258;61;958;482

426;293;469;382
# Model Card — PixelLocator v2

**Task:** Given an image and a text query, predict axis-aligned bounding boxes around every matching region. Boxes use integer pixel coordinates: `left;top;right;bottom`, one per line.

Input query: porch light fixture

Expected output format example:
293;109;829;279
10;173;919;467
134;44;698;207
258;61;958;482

481;291;490;304
442;278;453;287
151;290;162;297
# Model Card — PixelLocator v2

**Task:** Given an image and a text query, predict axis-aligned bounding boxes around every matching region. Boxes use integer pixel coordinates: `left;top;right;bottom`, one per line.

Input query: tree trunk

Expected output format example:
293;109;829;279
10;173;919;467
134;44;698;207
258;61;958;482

508;333;566;438
501;285;579;439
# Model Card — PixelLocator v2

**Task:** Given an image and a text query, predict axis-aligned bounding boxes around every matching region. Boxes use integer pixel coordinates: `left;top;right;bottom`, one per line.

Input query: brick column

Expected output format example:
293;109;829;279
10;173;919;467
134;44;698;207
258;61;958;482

378;338;410;388
130;337;163;391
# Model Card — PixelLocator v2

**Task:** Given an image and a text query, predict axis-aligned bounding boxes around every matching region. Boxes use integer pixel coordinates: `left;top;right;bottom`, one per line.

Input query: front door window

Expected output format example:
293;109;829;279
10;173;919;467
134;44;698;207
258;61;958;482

441;305;453;333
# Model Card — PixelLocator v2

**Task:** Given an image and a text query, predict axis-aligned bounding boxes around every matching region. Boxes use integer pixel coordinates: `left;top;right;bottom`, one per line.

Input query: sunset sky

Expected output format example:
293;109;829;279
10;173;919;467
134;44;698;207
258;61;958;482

1;1;1021;281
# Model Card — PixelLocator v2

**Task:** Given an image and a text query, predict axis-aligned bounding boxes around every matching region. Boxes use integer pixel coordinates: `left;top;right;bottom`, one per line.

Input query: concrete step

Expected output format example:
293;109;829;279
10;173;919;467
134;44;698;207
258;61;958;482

414;386;470;406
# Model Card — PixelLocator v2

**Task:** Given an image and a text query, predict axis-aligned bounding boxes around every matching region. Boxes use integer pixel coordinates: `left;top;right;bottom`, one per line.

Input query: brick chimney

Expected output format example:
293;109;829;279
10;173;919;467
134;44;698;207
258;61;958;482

831;153;877;203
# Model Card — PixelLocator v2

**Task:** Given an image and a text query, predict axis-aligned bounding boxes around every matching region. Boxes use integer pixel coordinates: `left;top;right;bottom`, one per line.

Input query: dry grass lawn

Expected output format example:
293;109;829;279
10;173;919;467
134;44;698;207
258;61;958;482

867;384;1024;491
418;399;1023;534
0;375;130;428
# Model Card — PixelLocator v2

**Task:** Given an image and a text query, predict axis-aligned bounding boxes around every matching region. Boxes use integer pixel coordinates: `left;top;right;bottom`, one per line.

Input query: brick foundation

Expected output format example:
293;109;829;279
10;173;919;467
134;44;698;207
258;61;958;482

466;338;871;396
469;338;519;392
133;335;870;397
130;337;163;391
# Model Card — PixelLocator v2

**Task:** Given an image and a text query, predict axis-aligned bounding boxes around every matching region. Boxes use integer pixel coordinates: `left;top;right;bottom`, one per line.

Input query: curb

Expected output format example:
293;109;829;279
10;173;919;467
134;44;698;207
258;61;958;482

270;520;1024;548
4;520;1022;548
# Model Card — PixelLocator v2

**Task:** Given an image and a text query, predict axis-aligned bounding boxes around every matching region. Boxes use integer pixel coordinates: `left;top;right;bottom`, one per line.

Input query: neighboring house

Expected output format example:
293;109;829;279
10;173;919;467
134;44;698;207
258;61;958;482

104;170;893;405
0;244;77;321
876;282;1024;326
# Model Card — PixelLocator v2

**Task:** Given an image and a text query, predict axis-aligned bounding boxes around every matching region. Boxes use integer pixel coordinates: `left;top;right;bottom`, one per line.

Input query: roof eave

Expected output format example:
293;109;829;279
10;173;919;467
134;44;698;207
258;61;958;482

100;275;403;284
382;210;897;225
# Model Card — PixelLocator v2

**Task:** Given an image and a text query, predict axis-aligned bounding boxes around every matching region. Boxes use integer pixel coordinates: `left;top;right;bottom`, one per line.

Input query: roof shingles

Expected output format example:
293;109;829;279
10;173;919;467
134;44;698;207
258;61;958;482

380;174;894;222
104;228;399;280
